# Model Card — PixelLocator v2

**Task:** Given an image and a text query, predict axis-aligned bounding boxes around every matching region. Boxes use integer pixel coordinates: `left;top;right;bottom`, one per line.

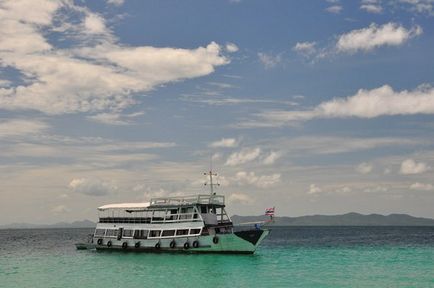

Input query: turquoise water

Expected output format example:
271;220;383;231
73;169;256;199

1;227;433;287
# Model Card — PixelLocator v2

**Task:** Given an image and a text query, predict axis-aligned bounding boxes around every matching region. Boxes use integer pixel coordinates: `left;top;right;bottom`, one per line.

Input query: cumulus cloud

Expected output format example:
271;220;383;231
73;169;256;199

326;5;343;13
336;23;422;53
107;0;125;6
410;182;434;191
210;138;238;148
363;185;388;193
0;1;229;115
262;151;281;165
307;184;322;194
51;205;70;213
400;159;430;174
356;162;373;174
69;178;117;196
397;0;434;14
252;83;434;126
360;0;383;13
228;192;253;204
225;148;261;166
225;43;239;53
234;171;281;188
87;112;144;125
258;52;282;69
293;42;317;56
0;119;49;137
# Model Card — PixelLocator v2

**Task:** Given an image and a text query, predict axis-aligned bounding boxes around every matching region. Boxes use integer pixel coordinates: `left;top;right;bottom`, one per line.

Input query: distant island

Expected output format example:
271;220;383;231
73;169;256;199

1;213;434;229
232;212;434;226
0;220;96;229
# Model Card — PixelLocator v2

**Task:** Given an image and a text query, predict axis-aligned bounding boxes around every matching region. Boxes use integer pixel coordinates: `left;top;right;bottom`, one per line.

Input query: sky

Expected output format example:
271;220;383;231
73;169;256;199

1;0;434;224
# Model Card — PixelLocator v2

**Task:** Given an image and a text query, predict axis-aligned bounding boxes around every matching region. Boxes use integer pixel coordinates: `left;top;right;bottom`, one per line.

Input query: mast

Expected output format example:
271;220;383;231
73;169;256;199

204;170;219;195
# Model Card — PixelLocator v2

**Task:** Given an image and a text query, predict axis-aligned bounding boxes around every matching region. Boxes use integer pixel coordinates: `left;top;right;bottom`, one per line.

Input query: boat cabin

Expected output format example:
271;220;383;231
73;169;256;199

95;194;233;240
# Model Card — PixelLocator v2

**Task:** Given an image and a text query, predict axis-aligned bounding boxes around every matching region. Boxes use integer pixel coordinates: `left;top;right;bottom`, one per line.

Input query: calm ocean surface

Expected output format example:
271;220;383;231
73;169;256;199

0;226;433;288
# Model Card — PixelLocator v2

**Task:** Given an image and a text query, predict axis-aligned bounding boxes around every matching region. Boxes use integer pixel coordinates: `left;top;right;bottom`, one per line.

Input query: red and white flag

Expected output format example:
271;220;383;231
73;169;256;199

265;207;275;216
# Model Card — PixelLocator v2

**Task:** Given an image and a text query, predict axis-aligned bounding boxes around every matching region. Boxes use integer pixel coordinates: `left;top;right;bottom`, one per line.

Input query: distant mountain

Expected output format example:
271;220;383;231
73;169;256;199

0;220;96;229
232;213;434;226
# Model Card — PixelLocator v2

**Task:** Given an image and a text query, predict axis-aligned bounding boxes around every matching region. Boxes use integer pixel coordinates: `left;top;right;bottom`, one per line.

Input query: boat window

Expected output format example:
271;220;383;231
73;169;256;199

134;230;148;239
180;207;193;213
161;230;175;237
152;210;166;222
176;229;189;236
94;229;105;237
105;229;118;237
123;229;134;237
189;228;201;235
200;206;207;214
149;230;161;238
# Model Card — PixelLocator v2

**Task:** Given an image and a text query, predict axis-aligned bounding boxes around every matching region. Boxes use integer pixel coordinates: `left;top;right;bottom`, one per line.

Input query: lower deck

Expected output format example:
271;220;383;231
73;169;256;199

92;229;269;254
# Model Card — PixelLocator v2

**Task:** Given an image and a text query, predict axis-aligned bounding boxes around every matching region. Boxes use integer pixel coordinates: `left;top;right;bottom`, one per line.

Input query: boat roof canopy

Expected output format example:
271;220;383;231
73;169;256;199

98;202;150;211
98;194;225;211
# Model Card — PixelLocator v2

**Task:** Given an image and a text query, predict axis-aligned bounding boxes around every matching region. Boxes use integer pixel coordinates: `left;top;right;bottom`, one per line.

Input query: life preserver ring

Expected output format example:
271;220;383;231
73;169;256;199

192;240;199;248
97;238;103;245
170;240;176;249
135;242;140;248
183;242;190;249
213;236;219;244
155;242;161;250
107;240;112;247
122;242;128;249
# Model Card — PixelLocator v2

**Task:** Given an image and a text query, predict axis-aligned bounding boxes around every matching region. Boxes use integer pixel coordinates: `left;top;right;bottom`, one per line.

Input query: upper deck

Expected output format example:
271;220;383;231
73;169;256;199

149;194;225;208
97;194;225;212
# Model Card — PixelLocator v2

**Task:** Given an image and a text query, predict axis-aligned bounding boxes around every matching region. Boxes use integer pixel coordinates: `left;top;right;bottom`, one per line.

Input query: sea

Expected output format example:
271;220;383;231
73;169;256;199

0;226;433;288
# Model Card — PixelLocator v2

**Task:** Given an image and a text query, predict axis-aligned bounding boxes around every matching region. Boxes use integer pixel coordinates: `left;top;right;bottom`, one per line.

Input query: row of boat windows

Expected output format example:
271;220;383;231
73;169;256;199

98;206;220;223
94;228;202;239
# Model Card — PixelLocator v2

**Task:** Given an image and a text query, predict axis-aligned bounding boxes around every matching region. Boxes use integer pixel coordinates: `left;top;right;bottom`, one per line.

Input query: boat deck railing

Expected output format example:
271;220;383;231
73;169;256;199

150;194;225;206
98;217;203;224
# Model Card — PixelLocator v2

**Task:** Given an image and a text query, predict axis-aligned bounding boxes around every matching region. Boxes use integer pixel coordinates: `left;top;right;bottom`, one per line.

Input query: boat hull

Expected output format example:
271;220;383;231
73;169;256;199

93;229;269;254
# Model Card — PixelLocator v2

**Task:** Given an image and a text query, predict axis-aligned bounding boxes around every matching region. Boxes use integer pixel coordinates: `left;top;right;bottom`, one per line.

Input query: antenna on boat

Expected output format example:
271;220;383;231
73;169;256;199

204;170;219;196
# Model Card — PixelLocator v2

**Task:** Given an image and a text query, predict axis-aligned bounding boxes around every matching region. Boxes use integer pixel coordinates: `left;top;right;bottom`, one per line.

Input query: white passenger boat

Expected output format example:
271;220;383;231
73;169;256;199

89;171;269;254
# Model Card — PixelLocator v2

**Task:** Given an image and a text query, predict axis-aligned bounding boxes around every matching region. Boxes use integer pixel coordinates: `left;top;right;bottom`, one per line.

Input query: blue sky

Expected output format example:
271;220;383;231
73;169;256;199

1;0;434;224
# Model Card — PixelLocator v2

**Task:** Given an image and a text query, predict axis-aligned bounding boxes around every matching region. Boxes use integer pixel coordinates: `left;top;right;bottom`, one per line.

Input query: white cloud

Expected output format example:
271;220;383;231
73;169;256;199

360;3;383;13
210;138;238;148
326;5;343;13
253;84;434;126
225;42;239;53
52;205;70;213
0;119;49;137
293;42;317;56
0;80;12;87
87;112;144;125
363;185;388;193
0;1;229;115
84;14;107;34
410;182;434;191
225;147;261;166
69;178;118;196
234;171;281;188
107;0;125;6
356;162;373;174
336;23;422;53
307;184;322;194
228;192;253;204
397;0;434;14
400;159;430;174
336;186;352;194
263;151;281;165
258;52;282;69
